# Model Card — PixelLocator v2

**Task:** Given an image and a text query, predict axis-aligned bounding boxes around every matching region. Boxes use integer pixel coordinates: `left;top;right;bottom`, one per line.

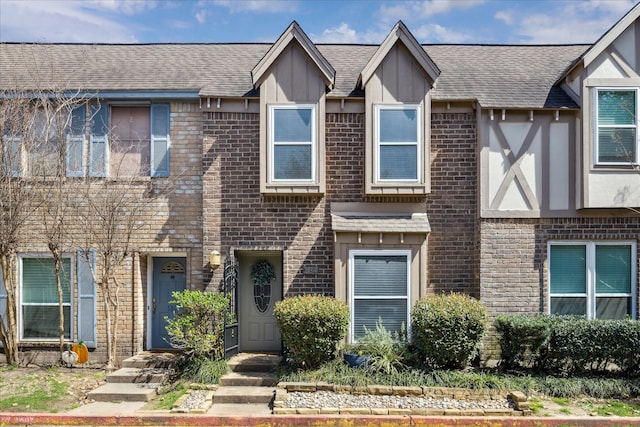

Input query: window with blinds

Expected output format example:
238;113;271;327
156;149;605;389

349;250;410;341
21;257;72;339
595;89;639;164
269;105;315;181
375;105;420;181
549;242;636;319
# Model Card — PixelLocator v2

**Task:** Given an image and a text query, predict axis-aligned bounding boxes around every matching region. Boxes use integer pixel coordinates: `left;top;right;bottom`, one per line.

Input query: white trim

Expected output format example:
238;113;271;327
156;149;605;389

547;241;637;319
348;249;412;343
374;104;422;183
18;253;75;342
593;87;640;166
268;104;316;183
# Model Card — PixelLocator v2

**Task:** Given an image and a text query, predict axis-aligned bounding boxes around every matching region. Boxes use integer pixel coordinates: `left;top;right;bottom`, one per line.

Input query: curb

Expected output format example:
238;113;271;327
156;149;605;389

1;413;639;426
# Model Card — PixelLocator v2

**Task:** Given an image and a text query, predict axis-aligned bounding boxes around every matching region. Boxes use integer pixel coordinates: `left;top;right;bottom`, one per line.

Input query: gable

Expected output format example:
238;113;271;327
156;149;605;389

359;21;439;89
252;21;335;90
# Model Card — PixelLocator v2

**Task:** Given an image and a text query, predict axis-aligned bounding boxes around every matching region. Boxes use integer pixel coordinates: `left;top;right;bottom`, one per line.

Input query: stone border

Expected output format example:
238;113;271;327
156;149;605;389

170;384;218;413
273;382;532;416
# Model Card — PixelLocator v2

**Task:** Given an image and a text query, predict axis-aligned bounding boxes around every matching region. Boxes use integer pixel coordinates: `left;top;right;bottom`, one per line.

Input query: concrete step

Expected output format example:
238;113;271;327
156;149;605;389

213;386;275;404
87;382;162;402
226;353;281;373
106;367;168;384
219;371;278;387
122;351;178;369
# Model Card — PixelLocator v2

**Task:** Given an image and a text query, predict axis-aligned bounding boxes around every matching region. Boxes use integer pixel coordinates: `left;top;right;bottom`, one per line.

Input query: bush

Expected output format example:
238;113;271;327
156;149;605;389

274;295;349;369
165;289;229;360
412;293;488;369
495;314;640;376
545;316;640;375
357;320;408;376
495;314;549;370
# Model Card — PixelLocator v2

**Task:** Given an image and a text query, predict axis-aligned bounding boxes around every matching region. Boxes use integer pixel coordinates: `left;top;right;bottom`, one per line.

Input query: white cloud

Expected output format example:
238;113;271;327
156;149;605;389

413;23;474;43
496;0;637;44
0;0;140;42
379;0;485;24
494;10;514;26
84;0;158;15
314;23;358;43
415;0;485;18
311;23;388;44
195;9;208;24
211;0;295;13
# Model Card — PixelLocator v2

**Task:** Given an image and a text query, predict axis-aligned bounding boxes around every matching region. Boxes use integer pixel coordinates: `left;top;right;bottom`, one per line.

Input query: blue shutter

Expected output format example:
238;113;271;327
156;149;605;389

66;106;86;177
0;269;6;348
77;249;97;349
151;104;170;177
89;105;108;177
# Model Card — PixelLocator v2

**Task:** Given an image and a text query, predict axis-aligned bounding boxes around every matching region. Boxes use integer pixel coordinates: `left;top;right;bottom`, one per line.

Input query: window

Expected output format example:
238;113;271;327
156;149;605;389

549;242;637;319
90;103;170;178
20;257;72;340
595;88;639;165
349;250;411;341
269;105;315;182
375;105;421;181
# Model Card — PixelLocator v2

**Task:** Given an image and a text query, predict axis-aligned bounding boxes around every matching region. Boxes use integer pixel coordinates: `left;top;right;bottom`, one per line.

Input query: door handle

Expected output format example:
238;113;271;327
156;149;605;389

152;298;157;315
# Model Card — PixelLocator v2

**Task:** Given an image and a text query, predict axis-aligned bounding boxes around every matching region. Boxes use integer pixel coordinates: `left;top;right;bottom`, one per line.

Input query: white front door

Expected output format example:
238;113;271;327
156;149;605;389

238;251;282;352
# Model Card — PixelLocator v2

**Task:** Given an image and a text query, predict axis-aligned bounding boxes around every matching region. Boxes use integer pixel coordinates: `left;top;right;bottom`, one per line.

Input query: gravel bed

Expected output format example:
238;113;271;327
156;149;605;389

283;391;515;410
174;390;210;411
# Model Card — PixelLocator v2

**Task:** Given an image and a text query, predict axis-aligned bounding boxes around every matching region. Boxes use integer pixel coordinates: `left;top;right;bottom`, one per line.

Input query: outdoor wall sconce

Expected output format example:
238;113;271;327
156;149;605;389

209;250;221;270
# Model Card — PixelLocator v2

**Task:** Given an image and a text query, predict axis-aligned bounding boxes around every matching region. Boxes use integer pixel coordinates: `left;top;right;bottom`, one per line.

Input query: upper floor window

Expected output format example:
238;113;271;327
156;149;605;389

375;105;421;182
595;88;639;165
90;103;170;178
549;241;637;320
1;102;170;179
269;105;316;182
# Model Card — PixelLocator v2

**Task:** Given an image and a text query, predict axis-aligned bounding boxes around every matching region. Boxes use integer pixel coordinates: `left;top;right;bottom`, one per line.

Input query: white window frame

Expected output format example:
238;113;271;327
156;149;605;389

268;104;316;183
374;104;421;182
547;241;637;319
348;249;411;342
18;254;74;342
593;87;640;166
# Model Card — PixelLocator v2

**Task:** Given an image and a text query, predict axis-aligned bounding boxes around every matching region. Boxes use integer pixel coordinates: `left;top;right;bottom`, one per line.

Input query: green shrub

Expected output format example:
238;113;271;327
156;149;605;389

357;320;407;376
165;289;229;360
545;316;640;375
411;293;488;369
495;314;549;370
495;314;640;376
274;295;349;369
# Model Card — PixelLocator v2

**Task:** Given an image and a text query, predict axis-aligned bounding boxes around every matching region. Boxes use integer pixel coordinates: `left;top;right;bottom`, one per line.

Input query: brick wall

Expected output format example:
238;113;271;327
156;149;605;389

9;102;203;365
202;111;479;298
426;112;479;296
480;216;640;360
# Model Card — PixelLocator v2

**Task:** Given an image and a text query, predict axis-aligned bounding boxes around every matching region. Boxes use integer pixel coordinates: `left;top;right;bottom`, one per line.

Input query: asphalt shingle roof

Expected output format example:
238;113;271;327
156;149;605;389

0;42;589;109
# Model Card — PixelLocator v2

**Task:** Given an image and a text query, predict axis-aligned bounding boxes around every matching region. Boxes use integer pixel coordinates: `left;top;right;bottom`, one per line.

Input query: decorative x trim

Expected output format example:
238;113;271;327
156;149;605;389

489;121;541;210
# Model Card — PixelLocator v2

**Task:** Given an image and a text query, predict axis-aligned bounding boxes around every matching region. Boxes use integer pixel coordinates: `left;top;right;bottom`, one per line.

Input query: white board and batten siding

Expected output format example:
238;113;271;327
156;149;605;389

480;110;577;218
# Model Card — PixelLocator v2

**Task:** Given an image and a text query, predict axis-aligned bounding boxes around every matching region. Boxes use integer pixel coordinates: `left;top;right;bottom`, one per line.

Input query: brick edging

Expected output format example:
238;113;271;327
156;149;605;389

273;382;532;416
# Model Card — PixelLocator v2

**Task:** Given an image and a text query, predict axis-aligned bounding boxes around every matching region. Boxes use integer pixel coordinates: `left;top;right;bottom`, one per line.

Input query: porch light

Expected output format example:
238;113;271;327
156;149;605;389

209;250;221;270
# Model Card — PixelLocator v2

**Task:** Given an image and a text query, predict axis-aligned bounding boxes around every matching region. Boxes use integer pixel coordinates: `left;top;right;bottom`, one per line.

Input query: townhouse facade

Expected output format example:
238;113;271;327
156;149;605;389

1;4;639;364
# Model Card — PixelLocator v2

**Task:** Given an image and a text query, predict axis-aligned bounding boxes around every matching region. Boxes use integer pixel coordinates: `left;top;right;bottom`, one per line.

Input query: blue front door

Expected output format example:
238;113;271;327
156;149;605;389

151;257;186;349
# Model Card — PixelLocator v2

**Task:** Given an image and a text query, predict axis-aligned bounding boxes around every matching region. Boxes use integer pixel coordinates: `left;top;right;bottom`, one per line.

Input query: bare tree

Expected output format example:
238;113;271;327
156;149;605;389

35;94;89;358
0;95;50;364
77;131;171;369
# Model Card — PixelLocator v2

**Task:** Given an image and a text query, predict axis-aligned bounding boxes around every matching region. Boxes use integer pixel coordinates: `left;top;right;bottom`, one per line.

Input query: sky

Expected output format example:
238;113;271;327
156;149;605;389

0;0;638;45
